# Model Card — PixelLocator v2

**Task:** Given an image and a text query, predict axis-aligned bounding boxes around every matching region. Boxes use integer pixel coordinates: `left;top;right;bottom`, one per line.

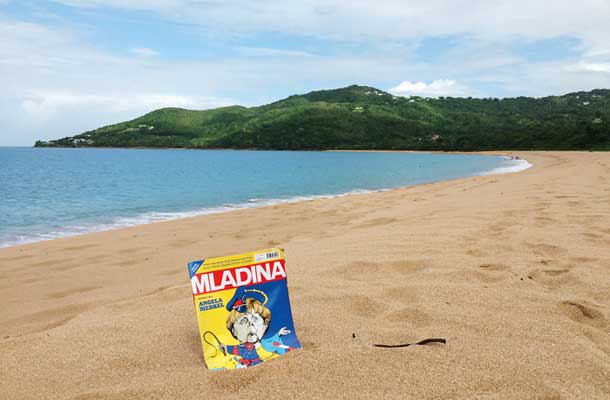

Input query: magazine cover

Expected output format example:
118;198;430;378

188;248;301;370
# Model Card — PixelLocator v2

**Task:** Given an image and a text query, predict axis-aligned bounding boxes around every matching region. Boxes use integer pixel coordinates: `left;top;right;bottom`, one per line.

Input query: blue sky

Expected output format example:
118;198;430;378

2;0;610;146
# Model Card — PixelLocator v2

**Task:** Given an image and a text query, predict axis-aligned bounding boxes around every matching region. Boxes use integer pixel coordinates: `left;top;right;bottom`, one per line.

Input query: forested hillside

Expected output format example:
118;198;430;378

35;85;610;151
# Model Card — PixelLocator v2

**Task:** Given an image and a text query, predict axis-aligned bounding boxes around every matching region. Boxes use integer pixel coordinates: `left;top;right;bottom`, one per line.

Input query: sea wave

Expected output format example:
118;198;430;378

0;188;382;248
477;156;532;176
0;155;530;249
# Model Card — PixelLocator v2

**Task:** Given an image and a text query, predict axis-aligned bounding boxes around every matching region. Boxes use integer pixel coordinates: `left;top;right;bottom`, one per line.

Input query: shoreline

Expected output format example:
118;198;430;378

0;151;530;249
1;151;608;399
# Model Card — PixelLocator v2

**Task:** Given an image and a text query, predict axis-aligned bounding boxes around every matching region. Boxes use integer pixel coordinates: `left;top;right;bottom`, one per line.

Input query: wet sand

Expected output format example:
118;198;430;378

1;151;609;399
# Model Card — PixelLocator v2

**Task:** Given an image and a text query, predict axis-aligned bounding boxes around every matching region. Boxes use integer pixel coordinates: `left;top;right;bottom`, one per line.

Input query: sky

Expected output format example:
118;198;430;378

2;1;610;146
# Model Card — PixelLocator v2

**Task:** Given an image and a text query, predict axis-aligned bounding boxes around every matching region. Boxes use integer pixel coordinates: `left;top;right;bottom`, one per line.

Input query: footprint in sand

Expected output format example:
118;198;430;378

582;232;603;240
354;217;399;229
540;268;570;276
48;286;99;299
54;262;84;272
382;286;418;303
559;300;609;332
332;259;431;279
479;263;510;272
502;209;521;218
63;243;98;252
487;223;509;235
386;260;431;274
592;289;610;303
117;247;142;255
466;249;485;258
22;258;82;273
209;367;263;390
526;243;566;257
384;307;431;326
467;264;512;283
117;258;141;267
6;302;93;336
527;268;576;290
0;253;35;262
534;216;556;226
29;257;73;268
570;256;598;263
71;390;152;400
158;266;185;276
344;294;381;318
298;339;320;351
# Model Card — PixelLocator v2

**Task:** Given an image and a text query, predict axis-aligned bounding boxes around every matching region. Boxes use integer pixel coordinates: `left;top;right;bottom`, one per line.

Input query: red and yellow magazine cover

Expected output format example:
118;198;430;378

187;248;301;370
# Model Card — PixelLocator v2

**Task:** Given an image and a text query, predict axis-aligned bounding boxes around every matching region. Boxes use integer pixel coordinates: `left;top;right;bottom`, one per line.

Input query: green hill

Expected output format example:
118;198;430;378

35;85;610;151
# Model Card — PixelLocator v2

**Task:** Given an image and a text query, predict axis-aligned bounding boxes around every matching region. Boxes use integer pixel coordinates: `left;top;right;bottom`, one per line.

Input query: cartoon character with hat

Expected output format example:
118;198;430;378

220;287;295;368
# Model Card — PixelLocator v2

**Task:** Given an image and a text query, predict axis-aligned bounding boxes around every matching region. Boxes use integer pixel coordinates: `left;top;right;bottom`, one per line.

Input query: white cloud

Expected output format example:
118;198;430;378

129;47;159;57
52;1;610;52
566;61;610;73
47;1;610;101
19;91;227;120
469;58;610;97
0;20;240;145
4;90;234;146
388;80;468;97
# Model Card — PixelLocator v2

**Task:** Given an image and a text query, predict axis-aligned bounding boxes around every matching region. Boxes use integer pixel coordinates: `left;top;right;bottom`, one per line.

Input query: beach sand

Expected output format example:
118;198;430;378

1;151;609;399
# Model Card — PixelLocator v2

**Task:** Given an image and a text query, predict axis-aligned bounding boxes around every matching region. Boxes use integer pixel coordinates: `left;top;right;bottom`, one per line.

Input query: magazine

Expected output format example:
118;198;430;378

188;248;301;370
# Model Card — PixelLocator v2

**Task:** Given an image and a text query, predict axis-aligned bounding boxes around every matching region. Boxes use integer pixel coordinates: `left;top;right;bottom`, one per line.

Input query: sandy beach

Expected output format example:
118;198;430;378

1;151;609;399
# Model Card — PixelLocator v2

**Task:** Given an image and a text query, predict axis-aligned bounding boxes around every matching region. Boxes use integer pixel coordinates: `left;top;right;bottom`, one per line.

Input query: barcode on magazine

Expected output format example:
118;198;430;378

255;251;280;262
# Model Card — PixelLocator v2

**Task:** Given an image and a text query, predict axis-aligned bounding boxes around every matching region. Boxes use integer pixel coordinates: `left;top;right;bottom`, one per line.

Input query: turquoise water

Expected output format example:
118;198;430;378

0;147;528;247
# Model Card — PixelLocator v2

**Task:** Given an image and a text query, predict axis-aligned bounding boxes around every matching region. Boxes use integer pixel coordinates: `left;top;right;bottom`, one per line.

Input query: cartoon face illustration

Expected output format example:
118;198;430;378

232;312;268;343
218;288;297;369
226;297;271;344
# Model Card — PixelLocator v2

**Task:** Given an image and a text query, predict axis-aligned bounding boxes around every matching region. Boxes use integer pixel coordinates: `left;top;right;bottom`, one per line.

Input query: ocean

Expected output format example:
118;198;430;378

0;147;530;248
